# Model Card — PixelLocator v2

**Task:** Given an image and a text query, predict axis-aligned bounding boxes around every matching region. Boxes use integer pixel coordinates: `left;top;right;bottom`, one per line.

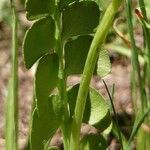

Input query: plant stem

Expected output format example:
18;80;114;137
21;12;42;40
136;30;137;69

6;0;18;150
103;80;124;150
138;0;150;100
126;0;146;111
69;1;123;149
54;5;69;150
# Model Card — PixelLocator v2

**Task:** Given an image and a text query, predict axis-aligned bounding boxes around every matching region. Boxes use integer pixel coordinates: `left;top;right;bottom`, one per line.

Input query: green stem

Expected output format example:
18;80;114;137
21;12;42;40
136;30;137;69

103;80;124;150
54;6;69;150
69;1;123;150
138;0;150;100
6;1;18;150
126;0;146;111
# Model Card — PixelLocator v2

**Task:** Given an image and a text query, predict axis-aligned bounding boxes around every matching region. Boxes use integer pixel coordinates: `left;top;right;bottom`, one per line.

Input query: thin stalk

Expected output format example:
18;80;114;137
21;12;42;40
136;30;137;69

126;0;146;111
138;0;150;99
130;70;138;112
69;1;123;150
54;6;69;150
126;106;150;149
137;1;150;149
103;80;124;150
5;0;18;150
126;1;149;149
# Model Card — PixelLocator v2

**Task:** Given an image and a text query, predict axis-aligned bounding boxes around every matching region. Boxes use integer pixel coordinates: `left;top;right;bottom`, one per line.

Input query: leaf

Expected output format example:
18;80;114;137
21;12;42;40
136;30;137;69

67;84;91;122
59;0;76;10
31;95;62;150
87;88;111;130
62;1;100;39
67;85;111;131
97;48;111;77
65;35;93;75
35;54;59;113
103;122;112;136
25;0;55;20
80;134;107;150
23;17;56;69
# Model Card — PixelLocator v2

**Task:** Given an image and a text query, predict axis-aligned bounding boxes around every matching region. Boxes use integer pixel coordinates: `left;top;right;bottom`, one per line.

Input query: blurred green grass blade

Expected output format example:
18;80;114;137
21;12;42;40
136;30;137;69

138;0;150;98
103;80;124;150
126;0;147;110
126;106;150;149
112;121;128;149
5;0;18;150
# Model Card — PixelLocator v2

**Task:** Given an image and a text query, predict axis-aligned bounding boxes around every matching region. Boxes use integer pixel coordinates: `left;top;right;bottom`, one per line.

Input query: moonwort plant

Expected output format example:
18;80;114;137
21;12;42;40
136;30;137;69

23;0;123;150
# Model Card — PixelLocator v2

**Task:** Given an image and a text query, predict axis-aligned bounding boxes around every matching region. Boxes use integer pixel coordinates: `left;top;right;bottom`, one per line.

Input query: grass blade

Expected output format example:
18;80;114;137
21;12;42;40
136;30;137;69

103;80;124;150
5;0;18;150
126;106;150;149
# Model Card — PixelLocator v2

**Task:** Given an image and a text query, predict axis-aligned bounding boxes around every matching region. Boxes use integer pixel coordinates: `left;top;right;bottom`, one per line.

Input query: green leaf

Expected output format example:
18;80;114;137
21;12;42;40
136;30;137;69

25;0;55;20
97;48;111;77
65;36;93;75
62;1;100;39
59;0;76;10
35;54;59;113
23;17;56;69
103;122;112;136
80;134;107;150
87;88;111;130
68;85;111;130
31;95;62;150
67;84;91;122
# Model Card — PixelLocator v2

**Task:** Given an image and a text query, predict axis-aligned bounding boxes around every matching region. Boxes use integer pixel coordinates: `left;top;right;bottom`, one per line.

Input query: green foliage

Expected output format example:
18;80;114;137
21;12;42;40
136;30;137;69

67;84;111;131
23;17;56;69
31;53;61;149
35;54;59;113
97;48;111;77
80;134;107;150
8;0;150;149
65;35;93;75
88;88;111;130
62;1;100;40
22;0;122;149
31;95;62;150
59;0;76;10
25;0;55;20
